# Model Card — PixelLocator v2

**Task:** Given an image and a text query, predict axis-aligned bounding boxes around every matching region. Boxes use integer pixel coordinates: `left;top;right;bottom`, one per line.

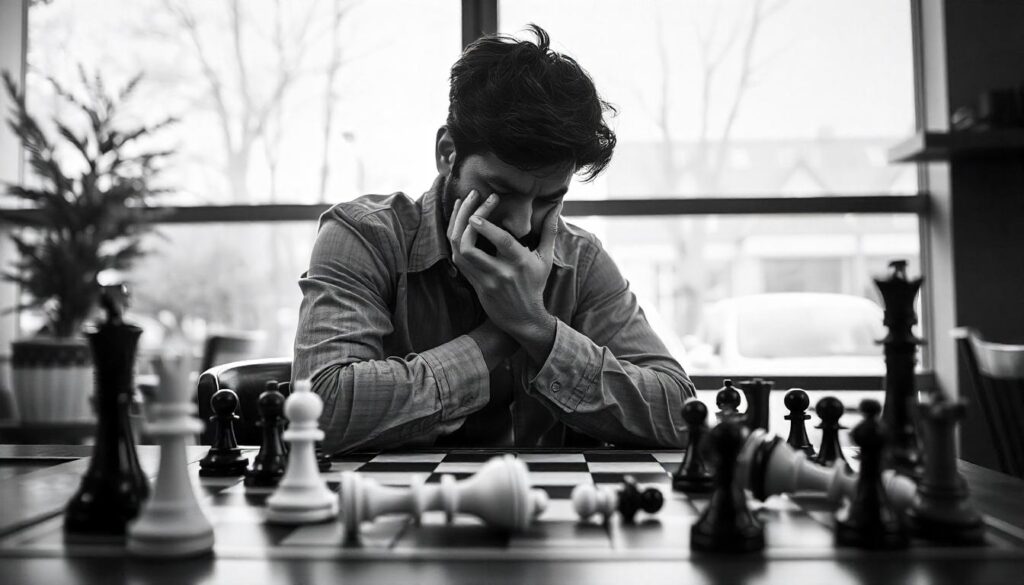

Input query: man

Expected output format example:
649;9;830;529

294;25;695;453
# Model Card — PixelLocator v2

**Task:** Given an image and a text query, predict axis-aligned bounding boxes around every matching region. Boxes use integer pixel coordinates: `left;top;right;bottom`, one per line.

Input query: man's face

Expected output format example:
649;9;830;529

443;151;572;254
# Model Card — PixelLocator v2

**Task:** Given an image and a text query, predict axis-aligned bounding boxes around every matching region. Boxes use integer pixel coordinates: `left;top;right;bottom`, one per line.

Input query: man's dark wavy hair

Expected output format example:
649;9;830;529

446;24;617;182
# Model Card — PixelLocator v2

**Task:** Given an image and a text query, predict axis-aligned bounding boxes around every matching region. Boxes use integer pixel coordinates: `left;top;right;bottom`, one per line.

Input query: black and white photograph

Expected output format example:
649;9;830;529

0;1;1022;583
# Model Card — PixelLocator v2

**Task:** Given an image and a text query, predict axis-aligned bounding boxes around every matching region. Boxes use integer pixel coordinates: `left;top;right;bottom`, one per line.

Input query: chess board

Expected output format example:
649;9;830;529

3;449;1024;562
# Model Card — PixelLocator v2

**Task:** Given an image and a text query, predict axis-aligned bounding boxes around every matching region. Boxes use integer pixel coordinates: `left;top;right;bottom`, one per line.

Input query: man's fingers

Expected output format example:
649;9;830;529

459;244;502;274
473;193;499;220
538;202;562;264
463;193;499;250
447;198;462;240
449;190;478;250
467;215;522;258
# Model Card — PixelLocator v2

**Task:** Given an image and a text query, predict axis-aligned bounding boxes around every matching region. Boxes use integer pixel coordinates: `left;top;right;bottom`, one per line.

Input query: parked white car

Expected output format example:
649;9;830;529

685;293;888;375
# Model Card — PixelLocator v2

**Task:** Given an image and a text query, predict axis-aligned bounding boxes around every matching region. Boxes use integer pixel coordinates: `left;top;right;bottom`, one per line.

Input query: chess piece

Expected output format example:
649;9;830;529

716;380;742;423
738;378;772;432
339;454;548;537
906;395;985;544
875;260;925;478
737;426;916;512
812;396;851;473
673;398;714;493
784;389;815;456
127;351;214;557
199;389;249;477
690;420;764;553
266;389;339;524
64;286;149;540
244;384;288;487
834;399;909;549
572;476;663;523
315;445;333;472
287;380;332;472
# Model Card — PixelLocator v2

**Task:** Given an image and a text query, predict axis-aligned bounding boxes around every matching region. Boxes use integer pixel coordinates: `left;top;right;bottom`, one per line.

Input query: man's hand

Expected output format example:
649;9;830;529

448;190;561;361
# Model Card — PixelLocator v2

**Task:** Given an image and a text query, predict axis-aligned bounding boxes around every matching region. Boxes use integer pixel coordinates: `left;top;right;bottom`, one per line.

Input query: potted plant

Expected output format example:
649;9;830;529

0;68;174;423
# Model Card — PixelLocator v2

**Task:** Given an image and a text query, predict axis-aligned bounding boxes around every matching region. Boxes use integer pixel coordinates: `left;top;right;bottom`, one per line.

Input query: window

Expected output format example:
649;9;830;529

6;0;925;383
27;0;460;205
499;0;923;378
500;0;917;198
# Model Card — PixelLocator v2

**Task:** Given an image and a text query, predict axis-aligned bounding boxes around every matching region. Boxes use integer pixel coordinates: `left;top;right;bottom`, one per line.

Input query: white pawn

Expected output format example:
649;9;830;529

127;352;214;557
266;380;338;524
340;454;548;537
571;483;618;522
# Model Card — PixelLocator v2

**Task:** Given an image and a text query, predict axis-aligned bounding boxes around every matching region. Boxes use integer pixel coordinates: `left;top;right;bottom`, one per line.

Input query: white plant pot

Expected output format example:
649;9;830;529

11;337;96;424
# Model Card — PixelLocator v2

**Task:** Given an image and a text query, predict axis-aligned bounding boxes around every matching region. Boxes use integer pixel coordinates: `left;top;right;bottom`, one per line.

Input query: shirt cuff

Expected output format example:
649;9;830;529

528;320;599;412
420;334;490;421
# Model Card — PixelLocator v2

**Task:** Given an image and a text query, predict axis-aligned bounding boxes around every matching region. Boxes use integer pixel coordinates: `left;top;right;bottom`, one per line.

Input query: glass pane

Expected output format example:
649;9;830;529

25;0;460;205
11;214;921;377
568;213;922;375
500;0;918;198
40;222;315;366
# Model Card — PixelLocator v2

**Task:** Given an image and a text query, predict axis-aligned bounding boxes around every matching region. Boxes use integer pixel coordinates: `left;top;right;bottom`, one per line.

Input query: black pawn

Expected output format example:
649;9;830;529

199;389;250;477
835;399;908;549
316;445;333;472
674;398;714;493
813;396;851;473
618;475;665;523
784;389;815;457
716;380;742;423
690;420;764;553
244;385;288;487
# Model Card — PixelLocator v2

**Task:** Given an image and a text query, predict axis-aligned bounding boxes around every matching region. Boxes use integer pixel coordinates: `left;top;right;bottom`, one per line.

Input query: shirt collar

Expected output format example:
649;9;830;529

408;175;571;273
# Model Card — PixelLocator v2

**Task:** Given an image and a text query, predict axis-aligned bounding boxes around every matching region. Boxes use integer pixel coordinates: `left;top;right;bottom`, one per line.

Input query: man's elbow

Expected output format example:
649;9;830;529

309;364;365;454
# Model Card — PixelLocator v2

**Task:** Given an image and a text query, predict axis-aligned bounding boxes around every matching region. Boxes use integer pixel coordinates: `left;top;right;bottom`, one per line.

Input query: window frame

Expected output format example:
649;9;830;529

0;0;933;392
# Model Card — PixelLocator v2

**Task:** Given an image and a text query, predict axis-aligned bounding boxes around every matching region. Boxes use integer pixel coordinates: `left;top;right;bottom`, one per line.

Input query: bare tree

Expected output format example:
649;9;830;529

161;0;319;202
318;0;357;203
639;0;789;336
647;0;790;194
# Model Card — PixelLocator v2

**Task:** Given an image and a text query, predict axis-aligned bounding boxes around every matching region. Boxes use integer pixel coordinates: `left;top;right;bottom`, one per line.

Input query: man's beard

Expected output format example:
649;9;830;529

442;171;541;256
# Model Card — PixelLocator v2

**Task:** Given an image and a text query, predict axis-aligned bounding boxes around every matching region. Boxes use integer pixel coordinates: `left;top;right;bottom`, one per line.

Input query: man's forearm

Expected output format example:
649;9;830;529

506;312;558;367
466;319;520;371
308;334;493;453
526;320;692;448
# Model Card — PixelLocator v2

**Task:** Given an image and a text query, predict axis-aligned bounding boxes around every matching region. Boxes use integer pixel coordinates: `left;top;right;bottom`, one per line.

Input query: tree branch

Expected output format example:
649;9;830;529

164;0;235;159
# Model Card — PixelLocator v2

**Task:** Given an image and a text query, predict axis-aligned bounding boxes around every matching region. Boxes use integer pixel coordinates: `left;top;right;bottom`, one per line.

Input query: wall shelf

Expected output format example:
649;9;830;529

888;129;1024;163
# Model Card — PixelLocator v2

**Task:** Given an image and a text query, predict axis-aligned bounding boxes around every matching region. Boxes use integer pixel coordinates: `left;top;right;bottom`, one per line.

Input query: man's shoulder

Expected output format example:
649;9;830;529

322;192;420;230
314;192;423;268
555;219;605;270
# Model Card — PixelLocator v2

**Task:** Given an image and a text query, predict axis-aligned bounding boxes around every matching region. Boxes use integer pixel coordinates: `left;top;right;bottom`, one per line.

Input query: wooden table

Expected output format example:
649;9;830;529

1;444;1023;585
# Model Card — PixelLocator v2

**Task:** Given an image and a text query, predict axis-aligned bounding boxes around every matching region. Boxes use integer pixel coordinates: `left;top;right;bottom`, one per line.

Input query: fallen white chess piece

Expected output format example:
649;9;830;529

339;454;548;537
737;428;917;510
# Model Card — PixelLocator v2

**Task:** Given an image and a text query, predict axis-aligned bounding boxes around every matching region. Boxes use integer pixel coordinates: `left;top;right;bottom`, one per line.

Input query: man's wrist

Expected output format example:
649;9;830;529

467;320;519;371
507;312;558;366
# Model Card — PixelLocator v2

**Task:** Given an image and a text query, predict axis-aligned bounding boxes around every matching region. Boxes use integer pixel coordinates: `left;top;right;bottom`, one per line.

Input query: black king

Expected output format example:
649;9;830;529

63;284;148;539
874;260;924;479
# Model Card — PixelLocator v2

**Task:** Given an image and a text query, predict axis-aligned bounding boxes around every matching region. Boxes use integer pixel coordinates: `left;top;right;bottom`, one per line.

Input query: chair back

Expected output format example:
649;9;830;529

200;332;266;372
196;357;292;445
952;327;1024;477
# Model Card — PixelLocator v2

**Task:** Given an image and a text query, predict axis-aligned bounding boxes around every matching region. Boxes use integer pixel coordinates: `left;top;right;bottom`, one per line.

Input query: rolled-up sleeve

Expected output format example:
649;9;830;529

528;239;695;448
293;209;490;453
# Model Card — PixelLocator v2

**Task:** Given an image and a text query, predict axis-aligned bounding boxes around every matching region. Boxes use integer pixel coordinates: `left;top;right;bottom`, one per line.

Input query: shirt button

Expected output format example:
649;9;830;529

551;381;561;393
